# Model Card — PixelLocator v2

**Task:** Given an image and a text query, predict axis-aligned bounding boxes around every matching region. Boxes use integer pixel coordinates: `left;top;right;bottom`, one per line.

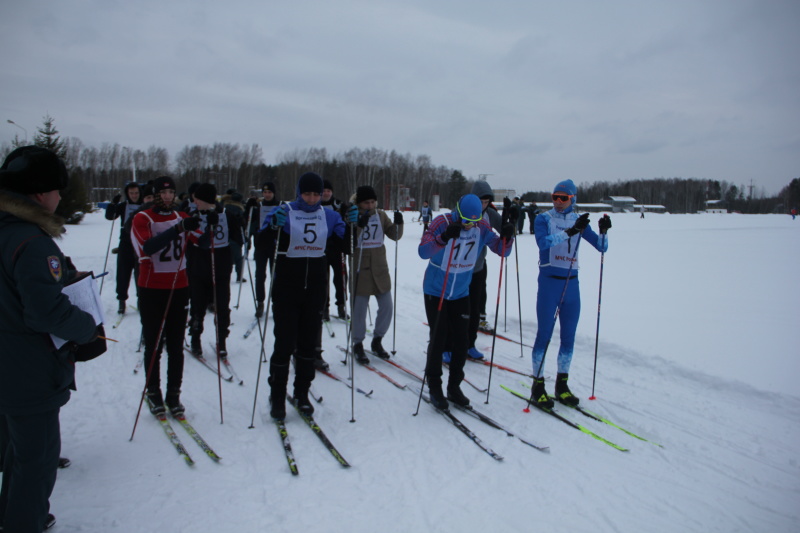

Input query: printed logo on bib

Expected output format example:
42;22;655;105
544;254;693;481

287;207;327;258
439;226;479;273
359;213;384;249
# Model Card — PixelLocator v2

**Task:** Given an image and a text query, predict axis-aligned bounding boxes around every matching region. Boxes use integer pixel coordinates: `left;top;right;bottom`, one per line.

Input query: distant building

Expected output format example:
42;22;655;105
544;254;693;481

601;196;665;213
705;199;727;213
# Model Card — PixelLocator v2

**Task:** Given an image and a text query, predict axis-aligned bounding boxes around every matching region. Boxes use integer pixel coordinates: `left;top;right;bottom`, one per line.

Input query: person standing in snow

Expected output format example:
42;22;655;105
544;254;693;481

250;182;280;318
105;181;143;314
419;200;432;232
321;180;348;321
419;194;515;409
131;176;202;416
0;146;101;532
529;179;611;409
186;183;242;359
261;172;355;420
347;185;403;364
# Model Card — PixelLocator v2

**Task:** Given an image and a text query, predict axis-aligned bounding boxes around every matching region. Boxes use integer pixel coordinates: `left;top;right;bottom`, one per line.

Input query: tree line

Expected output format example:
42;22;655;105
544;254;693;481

3;115;796;223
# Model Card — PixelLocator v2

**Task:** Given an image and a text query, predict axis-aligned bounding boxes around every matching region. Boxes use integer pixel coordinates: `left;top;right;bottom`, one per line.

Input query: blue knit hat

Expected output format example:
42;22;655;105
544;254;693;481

553;179;577;197
456;194;483;223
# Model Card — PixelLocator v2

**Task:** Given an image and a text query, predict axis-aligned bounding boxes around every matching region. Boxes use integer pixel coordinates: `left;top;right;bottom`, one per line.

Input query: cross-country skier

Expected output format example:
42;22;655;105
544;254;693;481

419;194;515;410
105;181;143;314
250;182;280;318
186;183;242;359
131;176;202;416
419;200;432;232
347;185;403;364
530;179;611;408
321;180;347;320
261;172;355;420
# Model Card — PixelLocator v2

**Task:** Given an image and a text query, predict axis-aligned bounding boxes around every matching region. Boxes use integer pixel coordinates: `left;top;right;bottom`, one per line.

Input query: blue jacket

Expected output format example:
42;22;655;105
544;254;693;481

419;212;512;300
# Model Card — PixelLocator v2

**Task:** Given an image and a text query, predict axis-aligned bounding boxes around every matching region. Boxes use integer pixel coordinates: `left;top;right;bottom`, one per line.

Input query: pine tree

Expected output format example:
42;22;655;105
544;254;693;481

33;115;90;223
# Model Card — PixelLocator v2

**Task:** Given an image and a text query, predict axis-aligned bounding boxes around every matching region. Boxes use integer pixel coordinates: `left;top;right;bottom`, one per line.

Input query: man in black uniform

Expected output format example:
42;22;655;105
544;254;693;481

250;182;280;318
0;146;100;532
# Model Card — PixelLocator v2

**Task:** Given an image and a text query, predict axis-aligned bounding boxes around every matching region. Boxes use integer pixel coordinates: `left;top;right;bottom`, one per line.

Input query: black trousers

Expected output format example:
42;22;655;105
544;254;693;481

116;242;139;302
424;294;470;390
254;243;275;304
138;286;189;394
188;251;232;340
0;409;60;533
468;266;488;347
325;251;346;309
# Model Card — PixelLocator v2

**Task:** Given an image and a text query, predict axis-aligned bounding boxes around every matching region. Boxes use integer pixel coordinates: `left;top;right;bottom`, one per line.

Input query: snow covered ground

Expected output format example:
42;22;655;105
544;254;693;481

40;208;800;532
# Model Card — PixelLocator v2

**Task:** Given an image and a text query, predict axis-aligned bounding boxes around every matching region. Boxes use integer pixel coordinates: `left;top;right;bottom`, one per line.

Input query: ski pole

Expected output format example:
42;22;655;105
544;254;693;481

414;226;457;416
589;251;605;400
503;259;508;332
525;234;582;412
248;218;282;429
209;218;224;424
99;212;117;295
484;236;508;404
391;211;400;355
130;232;190;441
235;205;256;309
514;236;524;358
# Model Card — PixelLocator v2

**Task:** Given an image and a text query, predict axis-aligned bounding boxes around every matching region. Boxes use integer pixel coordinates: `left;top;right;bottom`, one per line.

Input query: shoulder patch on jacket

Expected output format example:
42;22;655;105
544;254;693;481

48;255;62;281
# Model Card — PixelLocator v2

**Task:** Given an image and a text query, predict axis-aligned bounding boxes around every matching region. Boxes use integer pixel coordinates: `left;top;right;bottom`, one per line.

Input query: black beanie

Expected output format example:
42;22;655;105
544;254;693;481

355;185;377;204
262;181;276;194
194;183;217;204
297;172;323;195
187;181;201;195
141;183;156;198
323;179;333;191
0;146;69;194
153;176;177;192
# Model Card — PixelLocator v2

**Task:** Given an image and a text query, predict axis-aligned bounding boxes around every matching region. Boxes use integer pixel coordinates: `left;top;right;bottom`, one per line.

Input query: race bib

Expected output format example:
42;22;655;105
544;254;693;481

547;216;580;270
286;207;327;258
439;226;479;273
200;212;230;248
359;213;384;249
150;217;184;273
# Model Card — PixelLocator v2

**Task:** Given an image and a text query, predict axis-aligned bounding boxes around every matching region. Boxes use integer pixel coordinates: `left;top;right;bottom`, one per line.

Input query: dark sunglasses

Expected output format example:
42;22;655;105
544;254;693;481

552;194;573;202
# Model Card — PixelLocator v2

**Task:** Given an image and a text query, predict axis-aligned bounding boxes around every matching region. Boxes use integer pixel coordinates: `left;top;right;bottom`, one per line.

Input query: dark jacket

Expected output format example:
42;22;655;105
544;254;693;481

0;190;97;415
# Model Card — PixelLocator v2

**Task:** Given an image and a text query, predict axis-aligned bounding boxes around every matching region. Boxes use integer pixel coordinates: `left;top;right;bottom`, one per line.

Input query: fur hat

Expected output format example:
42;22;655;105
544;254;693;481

0;146;69;194
194;183;217;204
355;185;377;204
297;172;324;195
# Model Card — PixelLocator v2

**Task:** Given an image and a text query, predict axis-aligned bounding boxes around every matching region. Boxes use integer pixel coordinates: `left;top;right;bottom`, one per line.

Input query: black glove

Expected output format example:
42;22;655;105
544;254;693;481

393;211;404;225
501;223;515;240
442;222;462;242
357;212;371;228
179;216;201;232
502;197;512;224
565;213;590;237
112;194;122;204
598;214;612;234
206;211;220;226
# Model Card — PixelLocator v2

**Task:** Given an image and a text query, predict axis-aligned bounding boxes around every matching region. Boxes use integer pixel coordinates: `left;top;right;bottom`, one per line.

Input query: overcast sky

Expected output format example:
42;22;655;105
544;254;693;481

2;0;798;195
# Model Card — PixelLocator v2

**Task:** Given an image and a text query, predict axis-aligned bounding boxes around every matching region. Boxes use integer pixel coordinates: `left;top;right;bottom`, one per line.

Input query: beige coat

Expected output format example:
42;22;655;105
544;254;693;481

352;208;402;296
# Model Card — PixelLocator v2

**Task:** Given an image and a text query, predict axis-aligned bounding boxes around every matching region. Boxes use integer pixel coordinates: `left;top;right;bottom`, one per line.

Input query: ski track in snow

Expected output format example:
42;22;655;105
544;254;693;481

37;210;800;532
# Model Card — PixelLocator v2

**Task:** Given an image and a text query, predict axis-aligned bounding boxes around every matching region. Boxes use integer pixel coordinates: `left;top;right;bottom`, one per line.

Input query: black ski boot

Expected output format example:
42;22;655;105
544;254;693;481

165;390;185;416
293;389;315;416
446;384;470;407
353;342;369;365
255;300;264;318
370;336;390;360
146;389;166;415
428;381;449;410
44;513;56;530
117;300;126;315
218;336;228;359
531;377;554;409
58;457;71;469
268;372;287;420
322;307;330;321
190;334;202;357
555;373;580;407
314;352;330;371
337;304;349;320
